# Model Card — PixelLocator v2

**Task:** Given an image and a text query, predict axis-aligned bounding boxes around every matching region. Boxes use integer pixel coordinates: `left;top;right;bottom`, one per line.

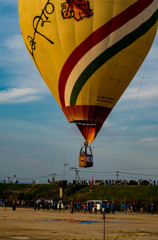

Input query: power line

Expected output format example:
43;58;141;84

77;170;158;177
0;173;61;181
119;171;158;177
79;170;116;174
90;167;158;171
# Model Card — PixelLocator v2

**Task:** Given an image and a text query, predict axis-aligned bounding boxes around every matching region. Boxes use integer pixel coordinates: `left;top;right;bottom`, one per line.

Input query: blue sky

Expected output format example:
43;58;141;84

0;1;158;184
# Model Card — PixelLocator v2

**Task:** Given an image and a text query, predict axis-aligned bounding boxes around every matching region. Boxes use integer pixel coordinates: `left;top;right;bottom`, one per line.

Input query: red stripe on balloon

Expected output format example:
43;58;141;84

59;0;154;107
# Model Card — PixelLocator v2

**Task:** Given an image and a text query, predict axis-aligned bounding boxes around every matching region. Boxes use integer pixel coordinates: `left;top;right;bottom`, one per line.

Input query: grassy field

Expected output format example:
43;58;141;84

0;183;158;205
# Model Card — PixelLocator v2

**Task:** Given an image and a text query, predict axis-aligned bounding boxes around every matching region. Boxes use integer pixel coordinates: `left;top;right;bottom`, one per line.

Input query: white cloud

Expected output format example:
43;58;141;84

122;87;158;101
3;34;29;64
0;0;18;6
0;88;44;103
0;33;50;99
6;34;25;51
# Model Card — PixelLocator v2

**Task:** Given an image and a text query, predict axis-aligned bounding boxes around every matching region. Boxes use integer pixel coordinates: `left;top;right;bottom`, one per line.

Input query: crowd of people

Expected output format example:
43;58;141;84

0;198;157;214
33;199;157;215
70;179;158;186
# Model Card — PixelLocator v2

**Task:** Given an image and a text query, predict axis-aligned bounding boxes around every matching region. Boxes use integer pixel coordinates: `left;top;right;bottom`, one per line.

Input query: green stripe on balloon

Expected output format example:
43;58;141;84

70;10;158;106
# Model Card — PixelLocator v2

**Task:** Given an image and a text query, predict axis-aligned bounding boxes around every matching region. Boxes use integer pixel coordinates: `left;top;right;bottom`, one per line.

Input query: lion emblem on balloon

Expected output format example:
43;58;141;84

61;0;93;21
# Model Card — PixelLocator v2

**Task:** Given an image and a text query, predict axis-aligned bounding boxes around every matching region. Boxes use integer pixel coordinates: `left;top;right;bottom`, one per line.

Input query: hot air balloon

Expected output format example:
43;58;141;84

19;0;158;167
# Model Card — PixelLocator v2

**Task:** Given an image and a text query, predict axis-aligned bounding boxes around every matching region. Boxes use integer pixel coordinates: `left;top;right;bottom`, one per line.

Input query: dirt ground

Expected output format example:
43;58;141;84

0;208;158;240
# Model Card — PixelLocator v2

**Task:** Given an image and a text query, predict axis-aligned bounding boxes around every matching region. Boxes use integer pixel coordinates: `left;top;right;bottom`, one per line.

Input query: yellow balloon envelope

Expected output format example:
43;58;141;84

19;0;158;143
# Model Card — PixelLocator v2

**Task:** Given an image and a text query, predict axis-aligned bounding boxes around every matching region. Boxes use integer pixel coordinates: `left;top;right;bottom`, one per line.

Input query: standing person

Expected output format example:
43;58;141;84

150;203;155;214
34;201;37;210
133;202;136;212
74;202;77;212
102;202;106;213
127;203;130;213
111;202;115;214
4;200;8;211
130;204;133;214
94;203;97;214
46;201;50;210
88;202;92;214
37;201;40;210
70;201;74;214
63;201;65;212
76;202;80;212
117;203;120;213
80;202;84;212
53;200;57;211
59;201;61;211
100;203;103;213
121;202;124;212
12;200;16;211
83;203;87;213
124;203;127;213
78;202;81;212
106;202;110;214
